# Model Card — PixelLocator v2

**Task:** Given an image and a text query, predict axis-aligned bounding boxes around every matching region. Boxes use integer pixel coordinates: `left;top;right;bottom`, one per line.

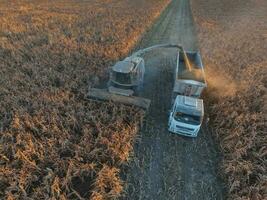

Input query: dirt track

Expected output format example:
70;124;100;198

122;0;225;199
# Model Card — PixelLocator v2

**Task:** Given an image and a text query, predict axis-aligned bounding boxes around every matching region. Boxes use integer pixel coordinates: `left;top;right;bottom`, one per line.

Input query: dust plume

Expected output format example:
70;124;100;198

205;65;238;97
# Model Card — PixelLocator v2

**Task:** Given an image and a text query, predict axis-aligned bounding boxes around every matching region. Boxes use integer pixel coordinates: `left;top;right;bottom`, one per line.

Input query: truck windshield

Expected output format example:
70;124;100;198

113;72;131;84
174;112;201;125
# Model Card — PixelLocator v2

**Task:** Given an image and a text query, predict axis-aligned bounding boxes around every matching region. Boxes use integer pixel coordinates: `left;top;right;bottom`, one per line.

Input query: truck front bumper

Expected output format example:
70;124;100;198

168;123;200;137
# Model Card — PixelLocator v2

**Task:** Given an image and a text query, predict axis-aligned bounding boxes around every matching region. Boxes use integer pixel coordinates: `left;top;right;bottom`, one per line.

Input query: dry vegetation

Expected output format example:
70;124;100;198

0;0;170;199
192;0;267;199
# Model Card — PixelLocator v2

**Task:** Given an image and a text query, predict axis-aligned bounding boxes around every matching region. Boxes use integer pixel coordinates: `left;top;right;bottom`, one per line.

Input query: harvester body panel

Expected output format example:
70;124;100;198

109;57;145;96
88;56;149;110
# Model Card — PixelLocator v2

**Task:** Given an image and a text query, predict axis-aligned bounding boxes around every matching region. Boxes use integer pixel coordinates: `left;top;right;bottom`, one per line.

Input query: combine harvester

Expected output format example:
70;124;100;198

87;44;206;137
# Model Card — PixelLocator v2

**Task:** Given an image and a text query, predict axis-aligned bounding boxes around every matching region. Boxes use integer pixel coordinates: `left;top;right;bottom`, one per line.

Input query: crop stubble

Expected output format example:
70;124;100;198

192;0;267;199
0;0;170;199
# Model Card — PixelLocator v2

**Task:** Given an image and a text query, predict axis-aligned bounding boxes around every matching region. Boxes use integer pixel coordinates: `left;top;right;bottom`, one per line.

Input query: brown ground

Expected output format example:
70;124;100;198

123;0;224;199
0;0;170;199
191;0;267;199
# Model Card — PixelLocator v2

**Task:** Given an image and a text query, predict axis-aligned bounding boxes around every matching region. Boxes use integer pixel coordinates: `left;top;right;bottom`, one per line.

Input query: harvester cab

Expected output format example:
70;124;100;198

108;57;145;97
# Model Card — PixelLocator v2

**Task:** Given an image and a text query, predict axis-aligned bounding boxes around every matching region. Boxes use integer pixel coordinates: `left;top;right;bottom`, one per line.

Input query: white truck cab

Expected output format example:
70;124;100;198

168;95;204;137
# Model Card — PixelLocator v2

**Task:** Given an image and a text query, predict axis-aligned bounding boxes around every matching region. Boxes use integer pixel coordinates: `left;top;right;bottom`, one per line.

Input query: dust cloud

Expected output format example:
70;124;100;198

205;66;238;97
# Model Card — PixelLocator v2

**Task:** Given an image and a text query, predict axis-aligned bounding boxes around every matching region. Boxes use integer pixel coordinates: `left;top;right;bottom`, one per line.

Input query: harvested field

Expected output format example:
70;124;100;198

192;0;267;199
0;0;170;199
123;0;224;199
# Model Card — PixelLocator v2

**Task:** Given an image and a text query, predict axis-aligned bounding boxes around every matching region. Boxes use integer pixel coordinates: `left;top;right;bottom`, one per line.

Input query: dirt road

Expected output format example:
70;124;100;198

122;0;225;199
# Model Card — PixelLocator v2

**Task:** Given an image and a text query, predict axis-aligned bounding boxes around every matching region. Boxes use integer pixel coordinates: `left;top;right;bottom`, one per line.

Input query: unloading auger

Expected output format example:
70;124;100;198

87;44;195;110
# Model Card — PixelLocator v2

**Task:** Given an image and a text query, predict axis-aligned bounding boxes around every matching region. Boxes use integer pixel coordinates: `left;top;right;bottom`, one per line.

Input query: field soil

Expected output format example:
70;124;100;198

192;0;267;199
122;0;224;199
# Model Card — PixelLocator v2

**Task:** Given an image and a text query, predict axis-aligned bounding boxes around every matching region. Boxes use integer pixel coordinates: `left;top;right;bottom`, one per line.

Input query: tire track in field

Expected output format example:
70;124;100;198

123;0;225;199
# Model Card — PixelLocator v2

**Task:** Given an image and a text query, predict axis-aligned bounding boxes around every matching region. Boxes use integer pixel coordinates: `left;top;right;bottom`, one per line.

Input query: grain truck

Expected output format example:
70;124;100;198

168;51;207;137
